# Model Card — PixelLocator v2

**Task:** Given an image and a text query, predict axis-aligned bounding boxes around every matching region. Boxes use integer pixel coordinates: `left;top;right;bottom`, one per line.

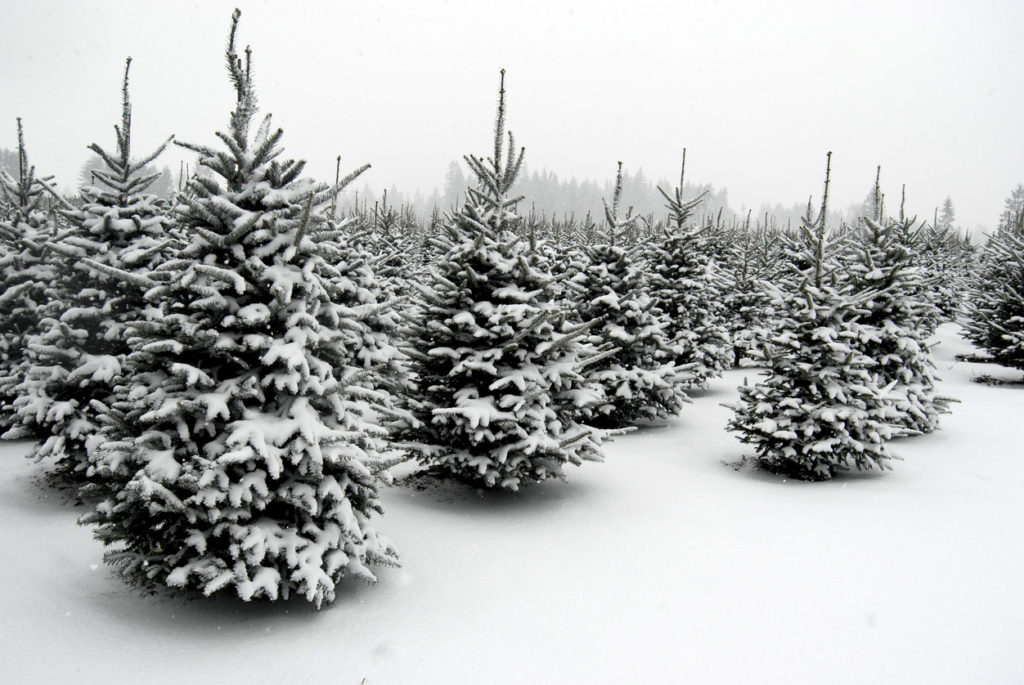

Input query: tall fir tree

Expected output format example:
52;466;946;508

0;119;59;435
83;11;398;606
962;221;1024;372
7;59;177;479
398;70;605;490
570;163;691;428
845;171;951;434
727;153;900;480
643;151;732;386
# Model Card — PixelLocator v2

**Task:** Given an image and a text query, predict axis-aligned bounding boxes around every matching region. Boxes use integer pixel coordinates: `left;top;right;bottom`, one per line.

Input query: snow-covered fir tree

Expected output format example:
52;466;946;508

7;59;177;480
83;12;398;606
0;119;59;435
570;163;690;428
398;70;605;490
997;184;1024;235
905;194;974;333
548;220;590;302
720;215;779;366
914;218;971;332
727;153;900;480
962;218;1024;372
315;213;414;427
845;175;951;434
936;196;957;233
643;151;732;386
348;189;420;302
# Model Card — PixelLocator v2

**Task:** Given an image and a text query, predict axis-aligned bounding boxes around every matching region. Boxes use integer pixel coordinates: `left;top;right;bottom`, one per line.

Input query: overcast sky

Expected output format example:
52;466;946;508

2;0;1021;232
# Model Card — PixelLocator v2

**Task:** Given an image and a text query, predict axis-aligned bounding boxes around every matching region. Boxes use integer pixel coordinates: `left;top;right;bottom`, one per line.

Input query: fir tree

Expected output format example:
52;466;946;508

915;218;970;330
399;70;605;490
571;163;690;428
7;59;177;479
727;153;899;480
997;184;1024;234
962;185;1024;369
845;171;951;434
937;196;957;232
644;151;732;386
721;214;778;366
963;222;1024;372
0;119;59;435
84;11;397;606
357;189;419;301
315;211;414;426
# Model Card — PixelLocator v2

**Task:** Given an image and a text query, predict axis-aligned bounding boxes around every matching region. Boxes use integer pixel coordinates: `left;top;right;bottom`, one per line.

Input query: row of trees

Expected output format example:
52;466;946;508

1;10;1012;606
727;162;957;479
3;141;980;247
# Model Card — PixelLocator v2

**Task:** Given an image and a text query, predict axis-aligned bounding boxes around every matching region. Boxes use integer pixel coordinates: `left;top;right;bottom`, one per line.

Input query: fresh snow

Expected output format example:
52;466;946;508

1;323;1022;684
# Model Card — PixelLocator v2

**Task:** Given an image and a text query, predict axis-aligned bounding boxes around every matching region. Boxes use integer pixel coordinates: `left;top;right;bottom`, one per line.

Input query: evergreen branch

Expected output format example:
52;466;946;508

127;238;178;265
503;139;525;194
224;209;264;244
293;193;314;247
67;251;157;289
329;163;371;197
193;263;246;293
128;135;176;177
39;178;77;212
117;57;133;163
214;129;247;162
366;453;415;477
191;224;226;247
493;68;507;177
277;157;305;186
506;310;550;349
225;8;255;109
86;142;123;176
253;113;273;147
249;124;284;169
124;170;165;194
541;316;604;355
174;140;221;160
577;343;619;370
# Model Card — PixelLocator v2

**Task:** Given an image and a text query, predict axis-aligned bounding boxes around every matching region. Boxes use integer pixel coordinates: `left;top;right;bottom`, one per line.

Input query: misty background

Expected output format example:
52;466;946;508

1;0;1021;234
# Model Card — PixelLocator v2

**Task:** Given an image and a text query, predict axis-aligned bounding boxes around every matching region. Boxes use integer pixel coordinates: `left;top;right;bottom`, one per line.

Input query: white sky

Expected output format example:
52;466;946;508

2;0;1021;231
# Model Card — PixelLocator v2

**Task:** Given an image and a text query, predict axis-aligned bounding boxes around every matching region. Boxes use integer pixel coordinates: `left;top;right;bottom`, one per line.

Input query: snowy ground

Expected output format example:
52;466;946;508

1;323;1022;684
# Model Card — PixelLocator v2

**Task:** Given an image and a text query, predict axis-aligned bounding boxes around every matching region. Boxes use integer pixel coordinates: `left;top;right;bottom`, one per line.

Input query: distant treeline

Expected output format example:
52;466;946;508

0;147;949;236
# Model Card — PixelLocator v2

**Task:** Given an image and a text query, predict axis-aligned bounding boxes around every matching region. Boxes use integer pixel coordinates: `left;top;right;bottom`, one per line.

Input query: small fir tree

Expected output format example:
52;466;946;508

845;172;951;434
997;184;1024;235
0;119;59;435
721;214;779;366
937;196;957;232
915;219;970;330
84;11;398;606
727;153;899;480
644;151;732;386
962;222;1024;371
570;163;691;428
8;59;177;479
314;211;414;423
399;70;605;490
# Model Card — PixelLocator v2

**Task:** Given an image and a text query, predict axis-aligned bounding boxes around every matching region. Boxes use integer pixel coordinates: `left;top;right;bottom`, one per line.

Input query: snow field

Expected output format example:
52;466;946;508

1;324;1022;684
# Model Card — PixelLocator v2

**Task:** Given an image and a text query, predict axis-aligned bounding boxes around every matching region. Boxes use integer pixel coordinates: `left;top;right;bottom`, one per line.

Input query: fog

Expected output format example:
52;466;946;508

2;0;1021;231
